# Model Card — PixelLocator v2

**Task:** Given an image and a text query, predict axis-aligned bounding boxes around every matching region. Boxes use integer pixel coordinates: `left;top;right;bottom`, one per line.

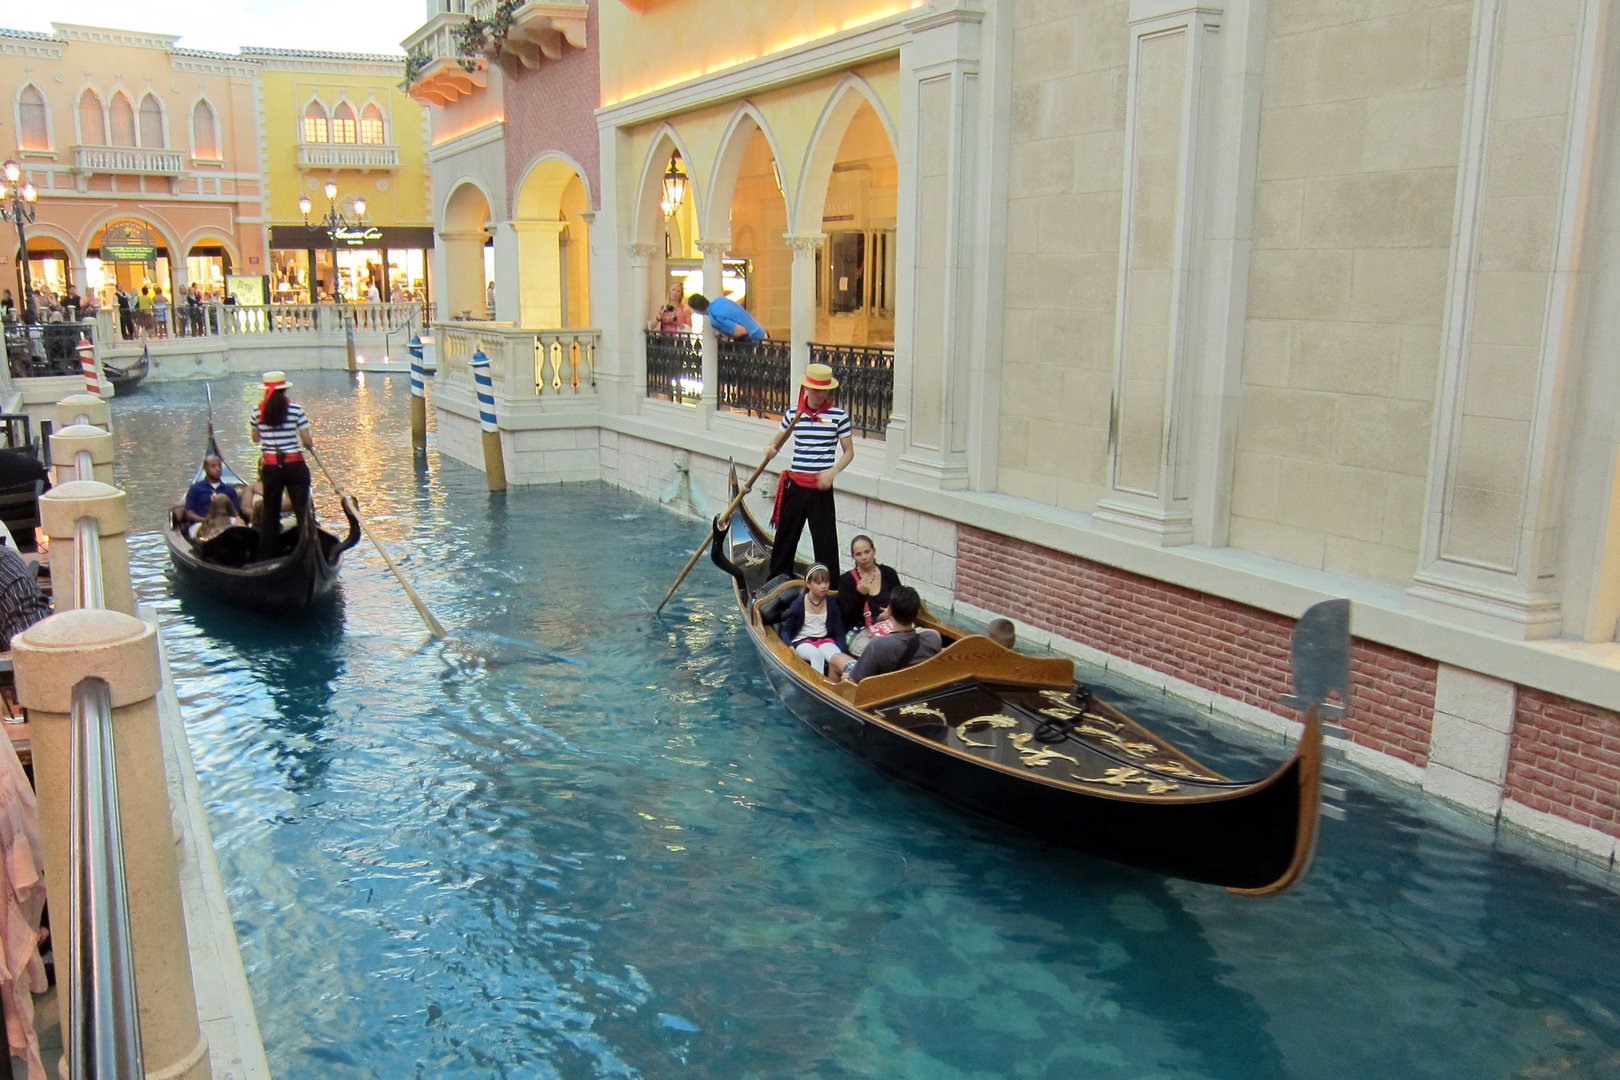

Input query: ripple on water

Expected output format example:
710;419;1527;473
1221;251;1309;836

116;374;1620;1080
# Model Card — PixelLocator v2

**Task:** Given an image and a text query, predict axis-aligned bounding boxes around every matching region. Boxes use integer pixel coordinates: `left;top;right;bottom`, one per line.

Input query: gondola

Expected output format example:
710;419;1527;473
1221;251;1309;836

165;426;359;613
710;464;1331;893
102;350;148;392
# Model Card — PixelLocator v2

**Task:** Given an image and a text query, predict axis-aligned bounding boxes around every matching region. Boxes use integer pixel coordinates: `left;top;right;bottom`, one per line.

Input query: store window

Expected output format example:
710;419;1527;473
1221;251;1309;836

186;244;231;297
78;89;106;145
192;100;218;159
138;94;164;148
332;102;357;144
18;85;49;151
359;103;385;145
109;94;136;147
302;101;328;144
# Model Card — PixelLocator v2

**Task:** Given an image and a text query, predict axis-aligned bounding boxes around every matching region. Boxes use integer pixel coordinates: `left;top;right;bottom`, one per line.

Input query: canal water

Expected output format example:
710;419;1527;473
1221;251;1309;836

111;373;1620;1079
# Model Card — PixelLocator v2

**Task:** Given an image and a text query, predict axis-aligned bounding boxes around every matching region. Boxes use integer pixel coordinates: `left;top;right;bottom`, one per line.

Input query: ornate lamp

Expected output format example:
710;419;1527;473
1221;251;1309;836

661;153;688;217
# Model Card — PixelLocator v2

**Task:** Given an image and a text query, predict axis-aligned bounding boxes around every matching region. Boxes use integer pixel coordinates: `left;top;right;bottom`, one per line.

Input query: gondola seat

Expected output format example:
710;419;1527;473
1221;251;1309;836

752;575;803;628
194;526;259;568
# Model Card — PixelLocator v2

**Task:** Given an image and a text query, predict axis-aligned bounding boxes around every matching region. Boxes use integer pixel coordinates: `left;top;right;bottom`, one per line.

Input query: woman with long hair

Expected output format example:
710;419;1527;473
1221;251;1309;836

249;371;314;560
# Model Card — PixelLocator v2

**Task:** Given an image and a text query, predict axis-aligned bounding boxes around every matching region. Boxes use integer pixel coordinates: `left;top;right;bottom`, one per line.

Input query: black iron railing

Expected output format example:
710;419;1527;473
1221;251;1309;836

719;338;792;419
811;342;895;438
645;330;704;404
3;321;93;378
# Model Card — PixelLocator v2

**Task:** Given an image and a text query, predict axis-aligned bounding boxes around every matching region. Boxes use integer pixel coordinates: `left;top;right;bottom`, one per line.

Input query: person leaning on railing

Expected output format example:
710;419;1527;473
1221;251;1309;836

687;292;765;341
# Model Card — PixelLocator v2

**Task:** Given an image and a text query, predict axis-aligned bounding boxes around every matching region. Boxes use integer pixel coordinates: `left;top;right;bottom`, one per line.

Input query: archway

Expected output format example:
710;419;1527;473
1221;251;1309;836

631;128;702;332
513;155;592;328
441;181;492;321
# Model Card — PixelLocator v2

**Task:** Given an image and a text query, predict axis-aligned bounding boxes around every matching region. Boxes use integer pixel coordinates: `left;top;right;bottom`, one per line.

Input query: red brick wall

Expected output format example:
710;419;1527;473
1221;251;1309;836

1506;690;1620;837
501;0;602;214
956;526;1436;765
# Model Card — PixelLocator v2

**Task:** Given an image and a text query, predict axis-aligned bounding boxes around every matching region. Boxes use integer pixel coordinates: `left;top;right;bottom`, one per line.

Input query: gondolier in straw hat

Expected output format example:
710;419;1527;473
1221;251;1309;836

755;362;854;581
249;370;315;561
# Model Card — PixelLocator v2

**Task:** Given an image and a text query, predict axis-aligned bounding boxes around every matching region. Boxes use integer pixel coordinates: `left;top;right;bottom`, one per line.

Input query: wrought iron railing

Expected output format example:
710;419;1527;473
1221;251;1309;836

644;331;703;405
3;321;93;378
719;338;792;419
810;342;895;438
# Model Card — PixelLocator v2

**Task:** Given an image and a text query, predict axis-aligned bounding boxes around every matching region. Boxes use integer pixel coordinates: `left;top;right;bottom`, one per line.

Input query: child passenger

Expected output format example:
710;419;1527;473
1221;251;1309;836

777;564;854;681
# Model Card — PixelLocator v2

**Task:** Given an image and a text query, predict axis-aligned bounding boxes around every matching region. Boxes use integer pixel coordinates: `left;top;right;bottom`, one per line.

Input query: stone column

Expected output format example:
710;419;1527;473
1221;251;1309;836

628;243;659;401
49;423;115;486
12;610;211;1080
40;481;134;615
513;220;568;329
785;234;824;389
1092;0;1227;547
1407;0;1605;638
438;229;490;322
696;238;730;426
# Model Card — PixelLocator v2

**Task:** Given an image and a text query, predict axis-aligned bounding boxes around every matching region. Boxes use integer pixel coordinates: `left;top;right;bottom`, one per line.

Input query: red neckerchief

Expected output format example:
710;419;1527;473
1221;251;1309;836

770;388;838;526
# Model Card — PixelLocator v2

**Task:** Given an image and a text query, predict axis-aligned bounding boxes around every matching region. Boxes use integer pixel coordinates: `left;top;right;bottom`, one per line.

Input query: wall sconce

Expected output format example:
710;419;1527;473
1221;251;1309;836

661;153;688;218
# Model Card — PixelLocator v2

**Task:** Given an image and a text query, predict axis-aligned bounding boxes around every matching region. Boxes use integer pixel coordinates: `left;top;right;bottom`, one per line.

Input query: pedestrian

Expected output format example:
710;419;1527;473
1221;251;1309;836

116;288;134;339
248;371;315;561
756;362;854;581
0;290;13;323
686;292;765;341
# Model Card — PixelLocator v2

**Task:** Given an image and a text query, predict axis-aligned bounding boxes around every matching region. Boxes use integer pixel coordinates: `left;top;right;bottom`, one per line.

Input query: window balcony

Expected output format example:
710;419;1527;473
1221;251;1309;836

404;15;490;107
296;144;400;170
477;1;588;68
71;145;184;176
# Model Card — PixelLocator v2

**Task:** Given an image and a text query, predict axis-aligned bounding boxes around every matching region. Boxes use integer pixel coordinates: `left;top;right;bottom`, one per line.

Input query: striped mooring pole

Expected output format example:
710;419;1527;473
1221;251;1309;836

77;333;102;396
408;335;428;451
470;349;506;492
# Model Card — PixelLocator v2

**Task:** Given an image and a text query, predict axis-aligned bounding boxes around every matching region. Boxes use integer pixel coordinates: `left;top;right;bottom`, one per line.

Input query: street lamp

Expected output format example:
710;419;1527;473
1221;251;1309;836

300;178;368;302
1;159;40;323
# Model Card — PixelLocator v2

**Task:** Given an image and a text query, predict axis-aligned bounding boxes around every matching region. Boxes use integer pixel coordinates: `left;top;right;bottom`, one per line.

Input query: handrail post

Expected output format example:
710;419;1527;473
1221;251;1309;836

55;393;110;433
39;482;134;615
12;610;211;1080
49;425;115;487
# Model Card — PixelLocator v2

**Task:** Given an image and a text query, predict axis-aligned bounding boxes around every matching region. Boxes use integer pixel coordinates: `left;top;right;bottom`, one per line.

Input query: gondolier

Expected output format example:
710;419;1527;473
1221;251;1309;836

760;363;854;581
250;370;315;561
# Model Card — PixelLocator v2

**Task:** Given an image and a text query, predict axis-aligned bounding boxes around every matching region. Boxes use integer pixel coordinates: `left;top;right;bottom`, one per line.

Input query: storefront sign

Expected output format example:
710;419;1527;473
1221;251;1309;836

332;225;385;247
268;225;436;250
101;219;157;263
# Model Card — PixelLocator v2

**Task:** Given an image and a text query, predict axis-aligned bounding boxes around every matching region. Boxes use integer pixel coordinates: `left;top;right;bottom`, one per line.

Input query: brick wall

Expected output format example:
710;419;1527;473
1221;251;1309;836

956;526;1436;764
1506;690;1620;838
501;0;602;214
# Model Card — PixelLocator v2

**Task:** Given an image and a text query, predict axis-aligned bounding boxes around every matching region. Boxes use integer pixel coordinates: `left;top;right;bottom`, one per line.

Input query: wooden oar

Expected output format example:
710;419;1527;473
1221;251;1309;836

654;415;799;614
308;444;448;638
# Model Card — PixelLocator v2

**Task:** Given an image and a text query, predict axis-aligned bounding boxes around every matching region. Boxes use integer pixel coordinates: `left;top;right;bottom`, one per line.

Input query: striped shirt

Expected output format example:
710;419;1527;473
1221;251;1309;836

251;402;310;455
781;405;852;473
0;546;49;651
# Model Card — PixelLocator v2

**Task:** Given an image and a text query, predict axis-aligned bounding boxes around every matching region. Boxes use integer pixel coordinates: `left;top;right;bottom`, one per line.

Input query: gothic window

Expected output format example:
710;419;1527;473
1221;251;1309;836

138;94;164;148
332;102;357;144
78;89;106;145
109;94;136;146
17;85;48;150
302;101;328;143
192;99;219;158
359;103;385;145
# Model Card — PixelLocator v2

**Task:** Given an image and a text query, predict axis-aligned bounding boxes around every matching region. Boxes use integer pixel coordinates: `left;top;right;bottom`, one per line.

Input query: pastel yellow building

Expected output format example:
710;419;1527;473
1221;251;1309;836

251;48;433;305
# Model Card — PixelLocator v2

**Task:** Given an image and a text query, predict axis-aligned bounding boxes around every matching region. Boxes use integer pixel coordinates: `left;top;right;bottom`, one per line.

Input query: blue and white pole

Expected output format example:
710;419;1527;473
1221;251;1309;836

408;335;428;450
470;348;507;491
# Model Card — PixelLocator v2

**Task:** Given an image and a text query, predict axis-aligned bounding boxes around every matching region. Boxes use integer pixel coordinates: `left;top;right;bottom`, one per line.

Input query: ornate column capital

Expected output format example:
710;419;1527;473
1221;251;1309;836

628;242;659;263
695;239;731;257
783;233;826;254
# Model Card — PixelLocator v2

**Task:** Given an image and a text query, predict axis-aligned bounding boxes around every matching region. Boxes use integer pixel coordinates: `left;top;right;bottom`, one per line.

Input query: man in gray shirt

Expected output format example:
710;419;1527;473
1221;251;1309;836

846;586;942;683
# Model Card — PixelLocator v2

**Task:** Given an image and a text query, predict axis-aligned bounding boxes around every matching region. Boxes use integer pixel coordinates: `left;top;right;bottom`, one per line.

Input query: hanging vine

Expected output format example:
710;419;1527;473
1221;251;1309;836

402;46;432;89
453;0;521;71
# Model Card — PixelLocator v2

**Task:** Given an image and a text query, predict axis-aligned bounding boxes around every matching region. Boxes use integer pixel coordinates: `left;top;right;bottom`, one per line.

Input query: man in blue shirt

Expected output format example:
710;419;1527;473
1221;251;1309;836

687;293;766;341
183;455;244;528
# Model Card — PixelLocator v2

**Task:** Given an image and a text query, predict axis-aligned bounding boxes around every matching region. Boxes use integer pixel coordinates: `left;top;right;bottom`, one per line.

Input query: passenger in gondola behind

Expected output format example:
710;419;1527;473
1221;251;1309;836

182;455;244;533
249;371;314;561
777;564;855;681
845;587;941;684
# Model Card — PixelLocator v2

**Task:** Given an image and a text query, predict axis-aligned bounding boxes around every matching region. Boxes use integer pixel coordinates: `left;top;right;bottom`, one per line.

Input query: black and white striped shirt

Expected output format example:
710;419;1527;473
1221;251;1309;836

781;405;852;473
251;402;310;455
0;546;49;651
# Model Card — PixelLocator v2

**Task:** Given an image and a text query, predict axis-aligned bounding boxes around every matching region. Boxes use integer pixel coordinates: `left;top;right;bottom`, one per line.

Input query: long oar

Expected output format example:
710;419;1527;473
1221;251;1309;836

654;415;798;615
308;444;447;638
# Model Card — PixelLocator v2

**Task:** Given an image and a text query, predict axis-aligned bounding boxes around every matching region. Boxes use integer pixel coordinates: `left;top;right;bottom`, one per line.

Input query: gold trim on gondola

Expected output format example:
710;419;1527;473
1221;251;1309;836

897;703;948;725
1007;732;1080;768
1074;766;1181;795
1141;760;1223;781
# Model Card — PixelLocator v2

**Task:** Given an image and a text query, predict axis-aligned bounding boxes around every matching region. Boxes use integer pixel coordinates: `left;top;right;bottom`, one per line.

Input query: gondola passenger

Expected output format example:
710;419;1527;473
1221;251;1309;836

845;587;941;684
836;534;902;657
777;564;854;681
192;494;237;543
249;371;314;561
182;455;243;528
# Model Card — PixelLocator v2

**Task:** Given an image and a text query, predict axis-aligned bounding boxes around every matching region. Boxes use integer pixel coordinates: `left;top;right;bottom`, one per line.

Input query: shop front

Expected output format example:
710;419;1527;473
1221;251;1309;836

85;219;174;314
269;226;433;305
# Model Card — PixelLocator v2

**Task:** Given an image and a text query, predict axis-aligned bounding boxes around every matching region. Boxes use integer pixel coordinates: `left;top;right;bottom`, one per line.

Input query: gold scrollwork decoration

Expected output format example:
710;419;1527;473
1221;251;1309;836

898;703;948;725
1140;760;1222;782
1007;732;1080;768
958;714;1019;733
1073;766;1180;795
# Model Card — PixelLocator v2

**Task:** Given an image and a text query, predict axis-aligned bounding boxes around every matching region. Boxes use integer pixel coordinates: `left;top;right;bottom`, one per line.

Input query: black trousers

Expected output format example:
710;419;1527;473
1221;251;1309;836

258;459;311;559
769;479;840;581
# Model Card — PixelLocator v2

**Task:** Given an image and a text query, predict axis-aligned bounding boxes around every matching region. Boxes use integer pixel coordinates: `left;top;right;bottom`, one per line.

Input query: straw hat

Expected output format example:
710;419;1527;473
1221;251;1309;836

801;363;838;390
262;370;291;390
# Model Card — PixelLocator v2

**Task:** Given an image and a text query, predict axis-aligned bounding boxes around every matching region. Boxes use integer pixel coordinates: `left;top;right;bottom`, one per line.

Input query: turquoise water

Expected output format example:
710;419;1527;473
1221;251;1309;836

112;373;1620;1079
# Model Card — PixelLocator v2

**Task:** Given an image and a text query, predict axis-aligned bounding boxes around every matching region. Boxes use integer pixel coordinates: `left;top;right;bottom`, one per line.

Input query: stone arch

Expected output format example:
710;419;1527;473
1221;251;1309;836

82;210;184;302
441;179;493;320
794;73;899;236
701;102;789;242
513;152;594;329
631;123;702;248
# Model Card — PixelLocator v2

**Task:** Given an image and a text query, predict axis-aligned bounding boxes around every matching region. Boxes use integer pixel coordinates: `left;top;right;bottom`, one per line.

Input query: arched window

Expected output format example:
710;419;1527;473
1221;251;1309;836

331;102;357;144
191;99;218;158
302;101;328;143
359;103;385;145
138;94;164;148
109;93;136;146
17;85;48;151
78;89;106;145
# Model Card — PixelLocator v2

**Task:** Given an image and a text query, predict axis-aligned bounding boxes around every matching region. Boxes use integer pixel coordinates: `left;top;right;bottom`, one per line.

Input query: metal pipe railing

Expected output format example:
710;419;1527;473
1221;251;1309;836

66;677;144;1080
75;448;94;483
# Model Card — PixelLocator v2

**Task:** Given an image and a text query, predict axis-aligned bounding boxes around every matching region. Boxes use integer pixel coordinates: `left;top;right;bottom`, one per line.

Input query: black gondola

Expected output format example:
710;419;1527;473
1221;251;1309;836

103;352;148;393
710;464;1327;894
165;426;358;613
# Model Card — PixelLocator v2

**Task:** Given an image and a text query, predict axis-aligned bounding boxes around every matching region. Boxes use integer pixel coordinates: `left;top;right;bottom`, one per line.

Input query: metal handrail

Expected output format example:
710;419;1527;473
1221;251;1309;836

66;678;144;1080
63;499;145;1077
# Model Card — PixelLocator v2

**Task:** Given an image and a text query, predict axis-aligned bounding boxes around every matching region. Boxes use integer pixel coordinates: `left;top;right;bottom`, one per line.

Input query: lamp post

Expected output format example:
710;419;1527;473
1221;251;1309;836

299;178;367;304
1;159;40;324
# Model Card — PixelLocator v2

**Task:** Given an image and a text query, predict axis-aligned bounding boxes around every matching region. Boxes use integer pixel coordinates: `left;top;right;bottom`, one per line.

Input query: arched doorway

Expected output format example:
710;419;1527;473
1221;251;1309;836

85;218;176;314
186;239;234;300
805;100;897;348
442;182;492;321
513;157;592;329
